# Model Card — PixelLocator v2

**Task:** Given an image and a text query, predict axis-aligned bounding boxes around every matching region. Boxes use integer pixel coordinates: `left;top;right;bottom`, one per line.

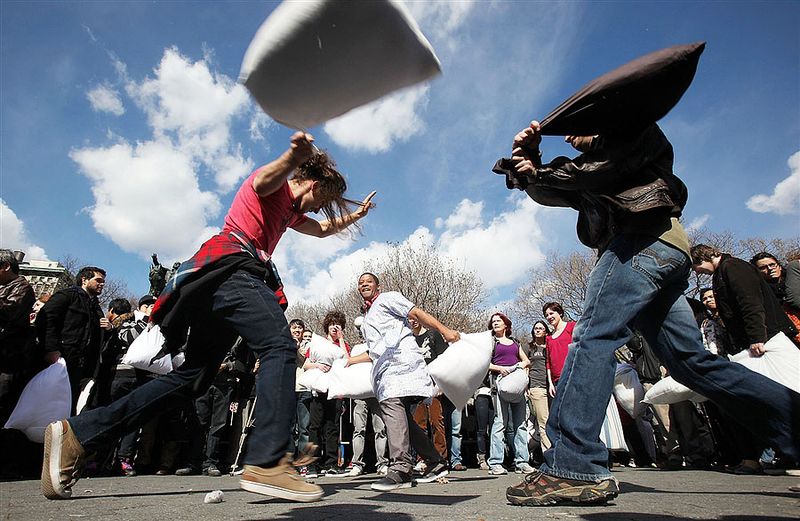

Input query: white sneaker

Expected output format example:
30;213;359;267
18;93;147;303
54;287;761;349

377;465;388;476
347;464;364;477
515;462;535;474
488;464;507;475
413;461;427;474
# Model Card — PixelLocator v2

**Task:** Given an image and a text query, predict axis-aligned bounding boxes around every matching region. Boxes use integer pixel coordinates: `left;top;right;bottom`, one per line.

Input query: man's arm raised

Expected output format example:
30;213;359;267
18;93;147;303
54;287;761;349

252;132;315;198
407;307;460;344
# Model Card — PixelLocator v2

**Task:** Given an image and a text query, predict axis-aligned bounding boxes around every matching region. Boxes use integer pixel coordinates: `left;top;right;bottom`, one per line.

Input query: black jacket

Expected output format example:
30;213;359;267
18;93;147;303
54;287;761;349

36;286;103;364
493;123;687;251
712;254;797;352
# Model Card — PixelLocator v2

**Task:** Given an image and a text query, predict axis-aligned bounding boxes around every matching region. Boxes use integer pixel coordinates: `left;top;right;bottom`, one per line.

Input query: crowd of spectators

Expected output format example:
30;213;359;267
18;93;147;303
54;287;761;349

1;245;798;481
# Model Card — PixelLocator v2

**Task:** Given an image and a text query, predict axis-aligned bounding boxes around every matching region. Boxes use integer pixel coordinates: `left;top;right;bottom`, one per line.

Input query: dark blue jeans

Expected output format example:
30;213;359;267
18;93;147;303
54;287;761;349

70;270;297;468
540;234;800;482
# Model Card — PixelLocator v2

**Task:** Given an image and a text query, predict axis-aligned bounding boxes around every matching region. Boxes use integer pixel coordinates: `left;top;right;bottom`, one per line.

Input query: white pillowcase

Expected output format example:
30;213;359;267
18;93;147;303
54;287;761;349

427;331;493;410
240;0;441;129
4;358;71;443
326;358;375;400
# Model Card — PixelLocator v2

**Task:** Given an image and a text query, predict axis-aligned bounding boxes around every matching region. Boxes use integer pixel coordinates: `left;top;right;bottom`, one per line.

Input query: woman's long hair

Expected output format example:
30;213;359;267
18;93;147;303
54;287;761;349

294;152;362;230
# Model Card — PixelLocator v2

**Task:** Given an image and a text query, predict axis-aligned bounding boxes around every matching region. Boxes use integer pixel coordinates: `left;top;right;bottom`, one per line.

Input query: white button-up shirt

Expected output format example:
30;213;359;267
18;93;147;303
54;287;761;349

360;291;435;402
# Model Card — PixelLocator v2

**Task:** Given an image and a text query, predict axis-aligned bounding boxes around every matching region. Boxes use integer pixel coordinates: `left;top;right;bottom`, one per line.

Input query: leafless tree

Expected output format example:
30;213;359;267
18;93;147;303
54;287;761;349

512;249;595;326
285;241;488;340
513;230;800;327
56;254;137;309
686;228;800;296
363;242;487;332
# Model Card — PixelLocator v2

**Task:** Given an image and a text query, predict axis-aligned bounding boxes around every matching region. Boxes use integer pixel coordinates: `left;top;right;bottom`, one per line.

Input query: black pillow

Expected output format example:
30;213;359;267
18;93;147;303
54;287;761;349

539;42;705;136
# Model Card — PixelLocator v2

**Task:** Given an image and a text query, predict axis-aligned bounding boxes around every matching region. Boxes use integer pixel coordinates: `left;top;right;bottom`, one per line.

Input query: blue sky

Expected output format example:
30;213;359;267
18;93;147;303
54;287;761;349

2;1;798;310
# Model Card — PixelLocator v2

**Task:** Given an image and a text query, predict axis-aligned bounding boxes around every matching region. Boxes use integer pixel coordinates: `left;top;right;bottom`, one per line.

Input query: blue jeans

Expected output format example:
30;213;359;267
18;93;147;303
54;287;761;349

295;391;312;454
443;397;462;466
488;393;529;467
540;234;800;482
70;270;297;468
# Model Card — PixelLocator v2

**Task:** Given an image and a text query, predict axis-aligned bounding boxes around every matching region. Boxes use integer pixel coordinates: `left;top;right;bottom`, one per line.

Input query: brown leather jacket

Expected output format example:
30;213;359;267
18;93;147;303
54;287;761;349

493;123;687;252
0;274;35;332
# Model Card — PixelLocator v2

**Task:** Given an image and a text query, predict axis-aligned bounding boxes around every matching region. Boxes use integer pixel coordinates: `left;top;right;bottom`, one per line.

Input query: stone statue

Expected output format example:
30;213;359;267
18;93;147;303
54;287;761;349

166;261;181;283
148;253;168;297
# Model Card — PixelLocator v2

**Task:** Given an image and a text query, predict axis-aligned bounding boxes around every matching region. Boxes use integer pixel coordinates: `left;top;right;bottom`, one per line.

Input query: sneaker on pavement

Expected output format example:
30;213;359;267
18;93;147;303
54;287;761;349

451;463;467;471
41;420;86;500
240;456;323;503
204;465;223;477
376;464;388;476
305;466;319;479
371;470;413;492
348;464;364;477
516;462;536;474
506;471;619;506
175;466;200;476
488;464;508;475
416;462;449;483
413;460;427;475
293;443;319;468
324;466;346;476
119;458;137;477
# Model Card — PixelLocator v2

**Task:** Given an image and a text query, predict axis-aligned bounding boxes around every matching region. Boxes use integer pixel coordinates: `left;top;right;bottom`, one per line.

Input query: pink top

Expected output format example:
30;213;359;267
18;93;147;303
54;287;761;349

222;172;308;255
545;321;576;384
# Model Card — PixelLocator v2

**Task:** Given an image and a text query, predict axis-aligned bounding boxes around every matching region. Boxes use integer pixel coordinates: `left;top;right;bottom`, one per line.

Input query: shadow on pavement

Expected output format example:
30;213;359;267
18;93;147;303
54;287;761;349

620;482;799;499
243;503;413;521
362;492;480;506
583;514;796;521
72;487;241;500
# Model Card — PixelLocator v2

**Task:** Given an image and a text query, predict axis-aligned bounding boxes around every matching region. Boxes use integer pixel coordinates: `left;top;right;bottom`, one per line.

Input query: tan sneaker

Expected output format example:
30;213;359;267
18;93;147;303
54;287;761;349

240;455;323;502
41;420;86;500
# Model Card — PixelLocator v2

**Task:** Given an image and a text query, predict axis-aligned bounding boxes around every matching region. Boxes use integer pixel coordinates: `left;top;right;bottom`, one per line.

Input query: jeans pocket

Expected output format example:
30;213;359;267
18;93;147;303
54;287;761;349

632;244;684;285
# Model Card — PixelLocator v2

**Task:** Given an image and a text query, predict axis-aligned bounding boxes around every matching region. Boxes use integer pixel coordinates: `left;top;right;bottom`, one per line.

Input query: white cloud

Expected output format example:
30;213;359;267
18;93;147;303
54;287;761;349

125;47;254;191
437;195;546;289
277;195;546;305
70;139;221;262
249;111;273;142
405;1;476;51
746;151;800;215
323;86;429;153
87;83;125;116
686;213;710;232
71;47;264;262
435;199;484;230
322;2;476;153
0;199;48;260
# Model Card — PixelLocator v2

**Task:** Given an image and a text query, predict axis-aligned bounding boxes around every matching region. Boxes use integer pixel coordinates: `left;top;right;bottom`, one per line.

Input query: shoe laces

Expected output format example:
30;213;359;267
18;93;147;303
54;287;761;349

524;471;544;484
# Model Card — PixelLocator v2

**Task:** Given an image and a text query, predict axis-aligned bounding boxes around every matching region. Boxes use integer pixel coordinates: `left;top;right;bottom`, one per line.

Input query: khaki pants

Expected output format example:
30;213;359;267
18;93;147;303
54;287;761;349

526;387;551;452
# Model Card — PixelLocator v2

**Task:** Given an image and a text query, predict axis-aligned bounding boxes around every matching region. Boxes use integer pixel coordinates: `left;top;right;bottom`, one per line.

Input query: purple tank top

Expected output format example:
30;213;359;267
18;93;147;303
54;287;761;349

492;340;520;366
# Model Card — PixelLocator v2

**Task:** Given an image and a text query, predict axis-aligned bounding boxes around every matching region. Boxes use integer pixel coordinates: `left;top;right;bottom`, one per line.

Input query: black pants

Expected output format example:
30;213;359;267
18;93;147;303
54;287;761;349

474;394;493;456
308;394;340;468
670;400;715;464
192;383;234;468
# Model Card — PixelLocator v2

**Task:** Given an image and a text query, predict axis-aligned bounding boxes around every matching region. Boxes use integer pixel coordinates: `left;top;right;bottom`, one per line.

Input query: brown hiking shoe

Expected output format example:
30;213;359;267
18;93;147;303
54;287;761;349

41;420;86;500
240;455;323;502
506;471;619;506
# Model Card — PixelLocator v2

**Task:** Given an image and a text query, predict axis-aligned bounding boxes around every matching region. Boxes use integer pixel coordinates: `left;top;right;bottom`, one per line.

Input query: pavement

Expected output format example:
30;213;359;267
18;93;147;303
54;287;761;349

1;467;798;521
